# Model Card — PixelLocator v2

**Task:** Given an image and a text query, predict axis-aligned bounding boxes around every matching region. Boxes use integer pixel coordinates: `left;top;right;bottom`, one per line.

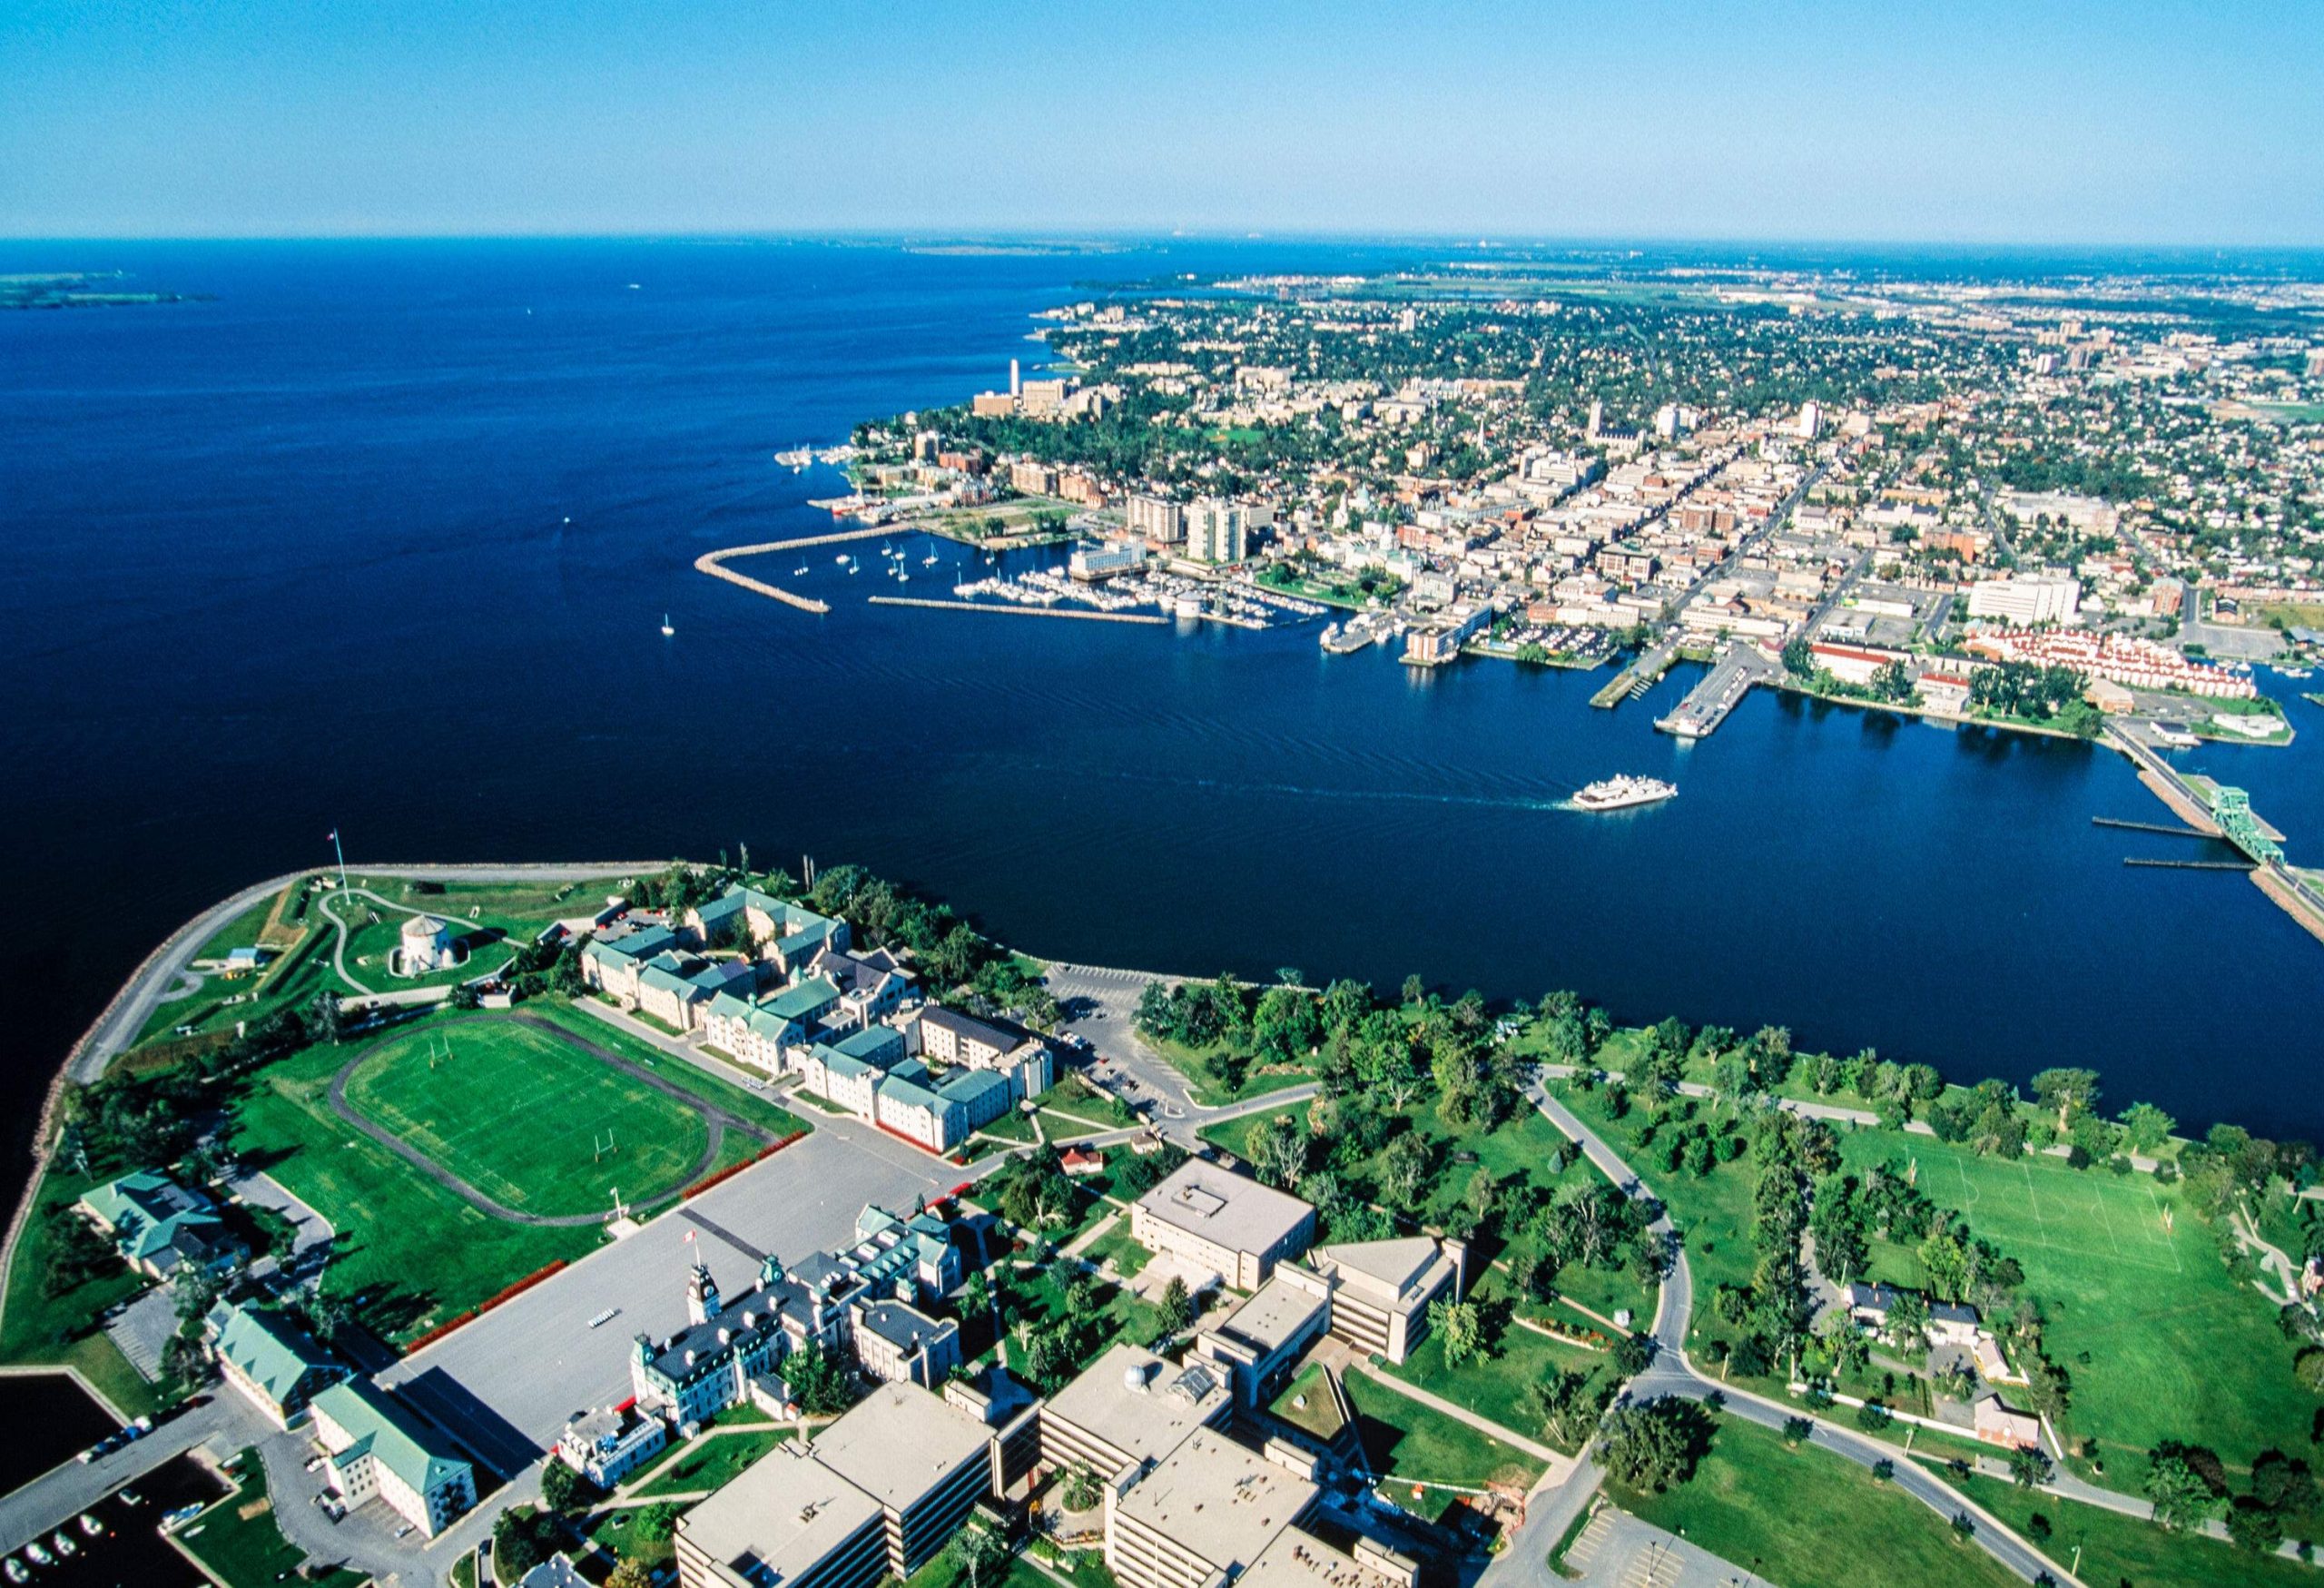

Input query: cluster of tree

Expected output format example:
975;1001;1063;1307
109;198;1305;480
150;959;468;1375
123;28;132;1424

621;860;731;915
782;1343;862;1415
57;1067;211;1179
987;1145;1085;1235
494;1505;578;1578
2144;1439;2320;1555
994;1257;1120;1394
37;1203;123;1305
1594;1396;1718;1492
802;864;1030;1006
1967;660;2102;738
1505;1175;1669;1303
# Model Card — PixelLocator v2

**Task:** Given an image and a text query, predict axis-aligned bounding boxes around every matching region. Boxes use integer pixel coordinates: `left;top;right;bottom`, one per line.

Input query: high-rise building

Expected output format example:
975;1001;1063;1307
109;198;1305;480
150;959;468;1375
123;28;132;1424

1182;499;1247;565
1965;575;2082;626
1126;494;1185;545
1797;400;1824;439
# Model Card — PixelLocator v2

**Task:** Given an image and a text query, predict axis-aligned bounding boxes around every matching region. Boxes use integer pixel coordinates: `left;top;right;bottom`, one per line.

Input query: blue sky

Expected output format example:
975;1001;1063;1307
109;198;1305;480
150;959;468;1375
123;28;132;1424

5;0;2320;242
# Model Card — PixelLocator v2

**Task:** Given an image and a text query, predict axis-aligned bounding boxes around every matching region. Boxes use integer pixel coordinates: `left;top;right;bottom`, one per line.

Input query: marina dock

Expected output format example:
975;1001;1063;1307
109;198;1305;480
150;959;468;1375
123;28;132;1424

1655;646;1774;738
1591;640;1675;708
867;597;1167;624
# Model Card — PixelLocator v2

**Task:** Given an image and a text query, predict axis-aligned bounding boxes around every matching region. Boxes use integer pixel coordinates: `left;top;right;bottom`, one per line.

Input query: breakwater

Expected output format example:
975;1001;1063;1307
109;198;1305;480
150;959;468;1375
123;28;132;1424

695;524;906;615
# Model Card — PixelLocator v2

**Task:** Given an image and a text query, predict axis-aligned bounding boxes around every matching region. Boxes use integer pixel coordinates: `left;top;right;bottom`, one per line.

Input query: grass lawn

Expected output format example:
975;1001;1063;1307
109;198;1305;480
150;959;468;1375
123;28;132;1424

1610;1415;2020;1588
179;1449;366;1588
1269;1361;1348;1443
535;1001;808;1139
344;1016;711;1217
1039;1075;1140;1133
1080;1222;1151;1279
1380;1282;1604;1453
230;1037;601;1342
590;1501;685;1572
907;1548;1059;1588
1834;1130;2318;1475
1341;1368;1546;1491
0;1166;165;1416
631;1426;793;1497
999;1260;1163;1378
1146;1036;1315;1108
133;916;342;1050
1948;1469;2319;1588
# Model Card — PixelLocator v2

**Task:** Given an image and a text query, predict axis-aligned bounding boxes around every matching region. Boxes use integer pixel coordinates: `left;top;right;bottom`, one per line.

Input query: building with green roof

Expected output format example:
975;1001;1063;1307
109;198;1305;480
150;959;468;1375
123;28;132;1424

76;1169;247;1281
310;1378;476;1538
206;1300;346;1428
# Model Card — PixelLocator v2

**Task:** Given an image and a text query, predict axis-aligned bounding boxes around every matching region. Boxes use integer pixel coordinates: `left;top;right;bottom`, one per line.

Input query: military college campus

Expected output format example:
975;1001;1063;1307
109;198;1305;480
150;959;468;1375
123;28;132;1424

0;851;2315;1588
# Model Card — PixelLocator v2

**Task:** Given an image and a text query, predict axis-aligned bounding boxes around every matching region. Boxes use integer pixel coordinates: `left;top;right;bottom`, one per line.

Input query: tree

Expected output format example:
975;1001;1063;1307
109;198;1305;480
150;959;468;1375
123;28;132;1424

1781;1415;1812;1445
494;1508;554;1576
313;989;344;1045
540;1458;597;1513
956;1520;1012;1588
608;1563;655;1588
1611;1331;1657;1377
2008;1445;2053;1489
1594;1397;1714;1492
2120;1101;2175;1154
1783;637;1815;676
784;1344;859;1415
2031;1068;2101;1132
2143;1445;2227;1533
2227;1498;2286;1555
1157;1276;1194;1334
1380;1131;1434;1210
1060;1461;1102;1512
1526;1368;1604;1449
1430;1298;1484;1367
1251;1114;1309;1189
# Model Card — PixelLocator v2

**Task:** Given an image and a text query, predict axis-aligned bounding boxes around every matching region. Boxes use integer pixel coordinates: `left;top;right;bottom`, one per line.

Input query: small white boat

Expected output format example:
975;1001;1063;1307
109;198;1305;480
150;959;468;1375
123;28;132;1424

48;1535;72;1559
659;614;675;637
5;1557;26;1583
793;565;809;576
77;1514;102;1537
833;553;848;565
24;1544;49;1568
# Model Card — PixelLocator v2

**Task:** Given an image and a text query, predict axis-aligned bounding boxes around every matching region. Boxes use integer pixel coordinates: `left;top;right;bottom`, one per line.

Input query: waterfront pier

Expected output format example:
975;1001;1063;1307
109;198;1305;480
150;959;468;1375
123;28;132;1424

694;523;909;616
1656;646;1774;738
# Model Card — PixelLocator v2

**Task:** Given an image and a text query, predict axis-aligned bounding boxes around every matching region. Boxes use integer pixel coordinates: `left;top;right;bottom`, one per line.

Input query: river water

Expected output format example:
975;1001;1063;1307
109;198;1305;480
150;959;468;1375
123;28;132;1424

2;236;2319;1228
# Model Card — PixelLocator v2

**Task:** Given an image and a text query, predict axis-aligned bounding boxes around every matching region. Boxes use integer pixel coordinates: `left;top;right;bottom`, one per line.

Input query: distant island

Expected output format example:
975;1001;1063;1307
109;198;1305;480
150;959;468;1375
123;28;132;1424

1;271;200;310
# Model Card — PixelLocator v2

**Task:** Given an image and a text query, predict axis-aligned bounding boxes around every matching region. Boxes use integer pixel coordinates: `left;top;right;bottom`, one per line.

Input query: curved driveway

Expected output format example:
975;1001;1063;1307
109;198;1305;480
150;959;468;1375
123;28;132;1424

325;1011;765;1227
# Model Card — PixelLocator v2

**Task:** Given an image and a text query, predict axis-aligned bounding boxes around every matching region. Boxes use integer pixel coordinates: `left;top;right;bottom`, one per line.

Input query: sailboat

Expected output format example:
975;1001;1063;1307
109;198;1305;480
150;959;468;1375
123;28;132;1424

660;614;675;636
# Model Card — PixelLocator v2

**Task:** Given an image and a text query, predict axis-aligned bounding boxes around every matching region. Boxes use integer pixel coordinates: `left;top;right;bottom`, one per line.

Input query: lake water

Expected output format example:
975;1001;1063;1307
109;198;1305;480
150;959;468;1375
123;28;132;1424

2;235;2319;1228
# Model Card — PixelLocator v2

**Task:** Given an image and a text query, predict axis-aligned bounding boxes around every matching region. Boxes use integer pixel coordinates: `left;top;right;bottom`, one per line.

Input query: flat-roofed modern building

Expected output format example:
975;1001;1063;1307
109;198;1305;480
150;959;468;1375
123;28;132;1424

1294;1237;1465;1365
675;1441;889;1588
1192;1276;1331;1406
1105;1428;1318;1588
676;1384;998;1588
1039;1344;1229;1484
807;1383;997;1576
1237;1528;1419;1588
1130;1161;1315;1291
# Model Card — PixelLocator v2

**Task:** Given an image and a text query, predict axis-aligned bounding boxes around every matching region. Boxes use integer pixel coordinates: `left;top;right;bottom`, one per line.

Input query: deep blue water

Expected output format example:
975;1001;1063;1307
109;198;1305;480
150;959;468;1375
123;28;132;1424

2;238;2319;1190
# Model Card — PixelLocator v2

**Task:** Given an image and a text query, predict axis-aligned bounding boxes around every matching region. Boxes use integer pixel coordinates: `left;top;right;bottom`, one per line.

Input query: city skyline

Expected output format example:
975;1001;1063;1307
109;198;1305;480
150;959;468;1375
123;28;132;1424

6;0;2322;243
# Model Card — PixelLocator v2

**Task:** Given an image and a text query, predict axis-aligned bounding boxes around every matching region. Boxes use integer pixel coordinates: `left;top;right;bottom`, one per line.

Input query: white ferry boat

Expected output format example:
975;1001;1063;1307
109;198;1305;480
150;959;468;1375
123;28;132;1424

1571;774;1678;812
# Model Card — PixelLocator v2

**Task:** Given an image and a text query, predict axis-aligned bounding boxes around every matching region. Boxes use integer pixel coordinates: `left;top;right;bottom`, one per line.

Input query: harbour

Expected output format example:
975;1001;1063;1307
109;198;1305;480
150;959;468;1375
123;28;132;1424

5;237;2323;1170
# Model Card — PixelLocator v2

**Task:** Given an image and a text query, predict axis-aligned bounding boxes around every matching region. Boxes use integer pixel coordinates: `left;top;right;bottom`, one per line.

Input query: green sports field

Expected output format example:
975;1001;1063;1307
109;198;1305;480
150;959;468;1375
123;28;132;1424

1837;1132;2318;1475
344;1018;713;1218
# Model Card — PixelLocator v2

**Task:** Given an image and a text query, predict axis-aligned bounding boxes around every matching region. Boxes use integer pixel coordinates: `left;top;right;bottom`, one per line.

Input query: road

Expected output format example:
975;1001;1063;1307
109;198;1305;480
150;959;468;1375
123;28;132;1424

1478;1081;2068;1588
